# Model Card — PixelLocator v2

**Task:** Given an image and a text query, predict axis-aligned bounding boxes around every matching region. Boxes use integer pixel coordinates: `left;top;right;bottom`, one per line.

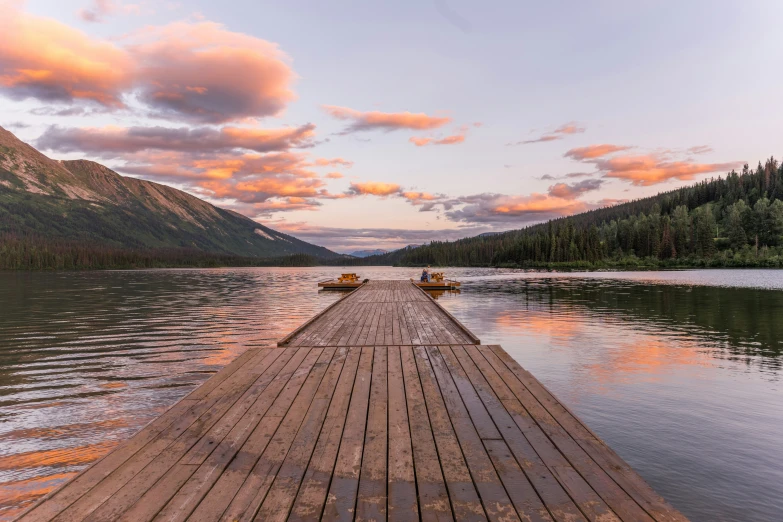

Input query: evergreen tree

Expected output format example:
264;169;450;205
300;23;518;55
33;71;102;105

725;202;748;249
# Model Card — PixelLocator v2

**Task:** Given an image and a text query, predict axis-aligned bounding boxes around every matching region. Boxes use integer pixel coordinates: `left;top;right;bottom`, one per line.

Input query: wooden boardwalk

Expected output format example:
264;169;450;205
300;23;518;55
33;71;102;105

18;280;687;522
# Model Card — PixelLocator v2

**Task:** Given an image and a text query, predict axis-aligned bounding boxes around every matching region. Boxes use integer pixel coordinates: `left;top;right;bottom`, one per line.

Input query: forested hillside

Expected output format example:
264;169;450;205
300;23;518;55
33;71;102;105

365;158;783;268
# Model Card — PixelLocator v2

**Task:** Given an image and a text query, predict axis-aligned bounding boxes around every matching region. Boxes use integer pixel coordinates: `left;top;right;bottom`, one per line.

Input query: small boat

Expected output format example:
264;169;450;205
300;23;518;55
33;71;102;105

318;273;365;289
412;272;461;290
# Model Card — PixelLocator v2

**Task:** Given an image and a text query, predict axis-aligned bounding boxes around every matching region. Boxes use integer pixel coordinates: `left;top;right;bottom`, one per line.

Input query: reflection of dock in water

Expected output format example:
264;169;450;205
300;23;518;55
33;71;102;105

424;287;461;300
20;280;687;521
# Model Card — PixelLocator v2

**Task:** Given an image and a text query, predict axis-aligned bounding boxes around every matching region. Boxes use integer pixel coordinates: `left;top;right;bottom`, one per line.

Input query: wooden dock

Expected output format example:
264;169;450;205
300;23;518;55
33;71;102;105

18;280;687;522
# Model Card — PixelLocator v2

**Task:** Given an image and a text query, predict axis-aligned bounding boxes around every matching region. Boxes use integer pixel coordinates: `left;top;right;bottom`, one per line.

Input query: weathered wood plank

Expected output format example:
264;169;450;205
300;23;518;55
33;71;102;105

152;348;329;522
252;347;348;522
471;346;621;522
184;347;320;522
217;347;334;522
287;347;362;521
436;346;501;441
484;440;554;522
321;347;374;521
399;346;453;522
356;347;388;521
424;347;519;522
450;346;586;522
386;346;418;521
412;347;485;521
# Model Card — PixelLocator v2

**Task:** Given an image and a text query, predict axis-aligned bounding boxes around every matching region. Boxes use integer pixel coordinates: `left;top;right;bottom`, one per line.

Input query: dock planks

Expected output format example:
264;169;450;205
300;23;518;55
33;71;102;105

279;281;478;347
18;281;686;521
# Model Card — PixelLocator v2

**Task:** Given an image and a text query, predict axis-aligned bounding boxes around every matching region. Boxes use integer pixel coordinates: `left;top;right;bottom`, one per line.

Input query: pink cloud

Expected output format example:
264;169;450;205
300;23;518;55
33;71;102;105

409;134;466;147
0;8;296;123
0;8;132;107
129;21;295;123
433;134;465;145
313;157;354;168
564;144;633;160
323;105;451;133
409;136;433;147
446;193;590;223
547;179;604;199
325;172;343;179
346;181;402;196
36;123;316;156
410;124;469;147
565;143;740;185
595;155;741;186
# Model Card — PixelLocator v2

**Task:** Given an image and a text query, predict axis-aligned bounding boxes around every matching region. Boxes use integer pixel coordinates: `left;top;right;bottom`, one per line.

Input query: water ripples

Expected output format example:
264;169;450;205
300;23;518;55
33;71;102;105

1;267;782;521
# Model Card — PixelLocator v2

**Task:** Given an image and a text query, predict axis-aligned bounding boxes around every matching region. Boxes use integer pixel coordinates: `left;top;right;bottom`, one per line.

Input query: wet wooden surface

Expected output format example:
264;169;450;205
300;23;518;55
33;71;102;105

18;281;687;521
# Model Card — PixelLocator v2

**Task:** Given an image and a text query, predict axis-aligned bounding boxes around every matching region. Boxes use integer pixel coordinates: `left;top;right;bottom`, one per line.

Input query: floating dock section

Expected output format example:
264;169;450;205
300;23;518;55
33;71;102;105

19;280;687;521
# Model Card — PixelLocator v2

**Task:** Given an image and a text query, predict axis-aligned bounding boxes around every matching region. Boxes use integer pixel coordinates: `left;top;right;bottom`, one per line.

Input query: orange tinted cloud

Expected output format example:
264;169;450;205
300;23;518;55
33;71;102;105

116;150;332;214
564;144;633;160
409;137;433;147
547;179;604;199
401;191;438;201
410;123;470;147
314;157;354;168
596;155;740;186
0;8;132;106
401;191;445;211
435;134;465;145
129;21;295;123
565;142;740;185
410;134;465;146
553;122;584;135
347;181;402;196
0;9;295;123
323;105;451;133
446;193;588;223
37;123;316;156
122;150;319;180
325;172;343;179
492;194;587;215
203;176;325;199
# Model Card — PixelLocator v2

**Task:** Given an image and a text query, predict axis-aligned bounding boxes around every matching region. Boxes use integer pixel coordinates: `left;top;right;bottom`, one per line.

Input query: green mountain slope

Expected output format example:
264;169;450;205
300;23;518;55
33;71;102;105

0;126;336;259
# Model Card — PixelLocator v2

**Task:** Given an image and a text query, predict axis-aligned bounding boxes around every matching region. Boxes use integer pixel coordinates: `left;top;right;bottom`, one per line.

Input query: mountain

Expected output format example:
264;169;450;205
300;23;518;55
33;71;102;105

347;249;388;258
0;126;336;259
359;159;783;268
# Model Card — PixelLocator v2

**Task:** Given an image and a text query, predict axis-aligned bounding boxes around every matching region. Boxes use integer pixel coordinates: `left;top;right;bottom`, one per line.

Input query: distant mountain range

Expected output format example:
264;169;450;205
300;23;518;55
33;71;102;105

347;249;389;258
0;126;336;259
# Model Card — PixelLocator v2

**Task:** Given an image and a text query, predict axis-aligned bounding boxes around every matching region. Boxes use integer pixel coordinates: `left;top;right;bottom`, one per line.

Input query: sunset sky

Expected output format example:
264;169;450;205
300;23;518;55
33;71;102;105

2;0;782;252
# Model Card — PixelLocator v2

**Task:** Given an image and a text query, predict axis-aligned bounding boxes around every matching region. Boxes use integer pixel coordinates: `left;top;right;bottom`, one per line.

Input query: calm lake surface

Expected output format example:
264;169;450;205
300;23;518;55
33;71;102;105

1;267;782;521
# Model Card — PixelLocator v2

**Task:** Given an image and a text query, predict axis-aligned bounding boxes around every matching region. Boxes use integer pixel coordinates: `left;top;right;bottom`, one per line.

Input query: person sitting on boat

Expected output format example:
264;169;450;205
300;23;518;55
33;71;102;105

420;265;430;282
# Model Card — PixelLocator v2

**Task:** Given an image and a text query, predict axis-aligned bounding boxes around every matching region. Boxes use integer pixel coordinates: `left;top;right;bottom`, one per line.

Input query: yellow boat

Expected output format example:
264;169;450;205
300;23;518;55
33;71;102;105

318;273;365;289
411;272;461;290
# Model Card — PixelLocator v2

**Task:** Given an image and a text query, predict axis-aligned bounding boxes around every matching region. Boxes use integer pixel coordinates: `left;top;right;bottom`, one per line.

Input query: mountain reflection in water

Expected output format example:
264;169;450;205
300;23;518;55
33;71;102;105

1;268;781;522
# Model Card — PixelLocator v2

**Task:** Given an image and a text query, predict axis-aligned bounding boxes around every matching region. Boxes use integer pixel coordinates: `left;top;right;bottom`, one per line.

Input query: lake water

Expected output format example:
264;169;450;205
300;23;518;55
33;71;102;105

1;268;782;521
